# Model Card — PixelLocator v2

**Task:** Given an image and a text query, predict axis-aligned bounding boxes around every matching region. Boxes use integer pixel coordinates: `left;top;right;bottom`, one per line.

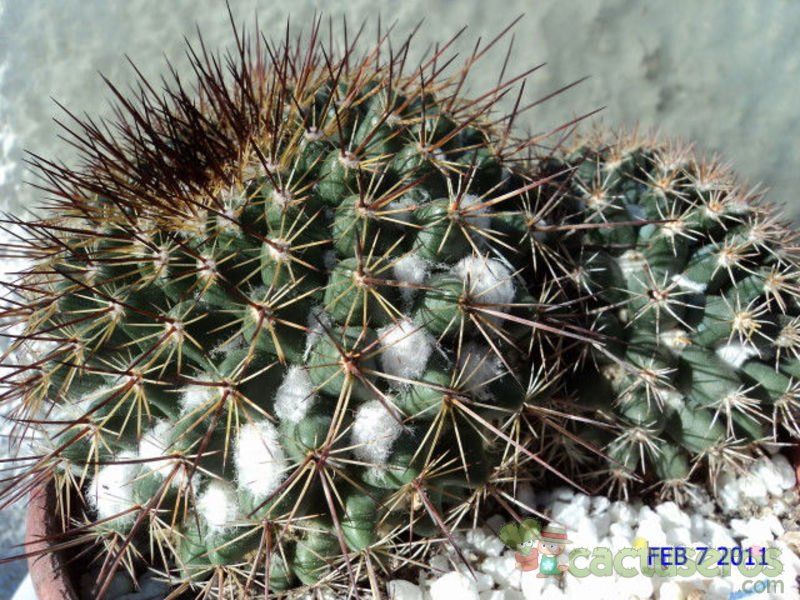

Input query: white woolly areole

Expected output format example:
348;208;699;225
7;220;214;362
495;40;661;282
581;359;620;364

351;400;403;466
304;306;330;357
387;195;416;224
452;255;515;308
392;254;429;303
197;480;240;533
139;420;171;465
274;366;317;423
377;318;434;380
138;421;198;490
617;250;647;277
457;194;491;230
671;273;707;294
716;342;761;369
87;451;139;525
659;328;691;353
457;342;503;400
179;384;218;415
234;421;288;501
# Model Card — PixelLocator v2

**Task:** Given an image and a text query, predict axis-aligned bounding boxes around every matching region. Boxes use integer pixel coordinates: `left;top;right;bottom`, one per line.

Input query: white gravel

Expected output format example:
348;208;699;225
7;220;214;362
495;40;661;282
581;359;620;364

388;452;800;600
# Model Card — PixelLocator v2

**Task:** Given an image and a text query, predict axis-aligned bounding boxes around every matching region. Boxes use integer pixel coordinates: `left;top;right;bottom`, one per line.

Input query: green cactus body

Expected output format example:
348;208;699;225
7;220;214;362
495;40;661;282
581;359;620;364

549;132;800;498
0;22;576;598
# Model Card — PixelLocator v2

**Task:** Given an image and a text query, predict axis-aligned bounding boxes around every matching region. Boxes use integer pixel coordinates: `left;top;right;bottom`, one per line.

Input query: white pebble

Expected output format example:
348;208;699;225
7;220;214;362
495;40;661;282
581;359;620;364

716;471;742;514
387;580;423;600
480;591;524;600
656;580;685;600
738;472;770;506
609;522;633;540
665;526;692;547
655;501;691;531
616;573;655;599
429;571;480;600
609;500;636;525
521;573;562;599
429;554;451;574
572;515;599;546
466;528;505;557
551;494;590;524
706;520;736;548
591;495;611;515
689;514;707;543
771;453;797;490
479;554;518;588
763;513;785;537
740;516;775;545
635;518;667;547
471;571;495;592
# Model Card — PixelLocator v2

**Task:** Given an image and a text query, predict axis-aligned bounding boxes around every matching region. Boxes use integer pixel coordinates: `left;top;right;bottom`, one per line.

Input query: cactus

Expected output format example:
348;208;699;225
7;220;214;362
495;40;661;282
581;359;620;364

0;20;584;598
542;130;800;499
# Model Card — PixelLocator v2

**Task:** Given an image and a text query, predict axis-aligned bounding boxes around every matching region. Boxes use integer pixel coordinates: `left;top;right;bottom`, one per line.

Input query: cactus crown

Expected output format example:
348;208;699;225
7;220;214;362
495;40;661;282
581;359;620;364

0;20;584;597
547;130;800;500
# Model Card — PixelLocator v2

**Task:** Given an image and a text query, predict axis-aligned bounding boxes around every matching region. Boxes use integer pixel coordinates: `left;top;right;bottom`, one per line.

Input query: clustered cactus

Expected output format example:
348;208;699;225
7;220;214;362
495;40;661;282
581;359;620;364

3;16;800;600
541;131;800;499
0;21;583;598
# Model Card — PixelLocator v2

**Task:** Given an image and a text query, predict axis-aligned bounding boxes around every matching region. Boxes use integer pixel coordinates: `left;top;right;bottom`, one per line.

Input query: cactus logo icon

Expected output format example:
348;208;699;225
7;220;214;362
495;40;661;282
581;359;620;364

499;519;571;577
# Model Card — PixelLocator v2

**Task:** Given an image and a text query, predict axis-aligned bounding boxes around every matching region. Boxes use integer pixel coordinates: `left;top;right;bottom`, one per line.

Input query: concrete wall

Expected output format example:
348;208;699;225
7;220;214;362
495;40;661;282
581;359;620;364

1;0;798;215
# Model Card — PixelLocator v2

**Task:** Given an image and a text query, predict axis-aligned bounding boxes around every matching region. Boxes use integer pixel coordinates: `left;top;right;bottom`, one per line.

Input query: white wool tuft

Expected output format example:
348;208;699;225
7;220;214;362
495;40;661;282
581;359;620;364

377;318;434;380
617;250;647;277
273;366;317;423
387;195;416;224
234;421;288;500
671;273;707;294
138;420;171;468
392;254;429;303
87;452;139;525
458;194;491;230
456;342;503;400
304;307;330;357
716;342;761;369
180;384;218;414
197;480;240;533
659;328;691;353
138;421;198;490
351;400;403;466
452;255;515;308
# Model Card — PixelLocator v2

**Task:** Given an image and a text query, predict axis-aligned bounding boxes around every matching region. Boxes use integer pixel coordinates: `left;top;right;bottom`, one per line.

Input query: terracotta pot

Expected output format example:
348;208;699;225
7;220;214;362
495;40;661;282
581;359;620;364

25;483;78;600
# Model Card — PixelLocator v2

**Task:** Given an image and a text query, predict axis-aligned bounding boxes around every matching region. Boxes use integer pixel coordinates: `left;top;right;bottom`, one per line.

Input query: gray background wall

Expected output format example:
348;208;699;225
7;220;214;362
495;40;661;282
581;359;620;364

1;1;799;216
0;0;798;596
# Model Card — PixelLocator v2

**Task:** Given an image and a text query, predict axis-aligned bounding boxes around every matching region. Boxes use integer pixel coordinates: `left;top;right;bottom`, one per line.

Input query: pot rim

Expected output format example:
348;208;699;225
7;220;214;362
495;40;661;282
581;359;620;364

25;482;78;600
